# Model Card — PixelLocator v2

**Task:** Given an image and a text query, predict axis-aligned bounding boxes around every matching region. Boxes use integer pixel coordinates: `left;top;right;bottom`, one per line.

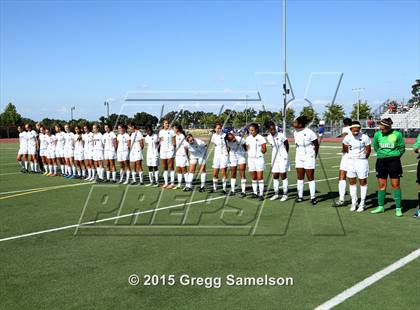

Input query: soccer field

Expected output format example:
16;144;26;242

0;141;419;310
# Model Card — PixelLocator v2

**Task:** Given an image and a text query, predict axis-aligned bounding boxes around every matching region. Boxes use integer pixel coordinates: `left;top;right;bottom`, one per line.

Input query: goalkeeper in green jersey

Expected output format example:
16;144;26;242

413;134;420;219
371;118;405;217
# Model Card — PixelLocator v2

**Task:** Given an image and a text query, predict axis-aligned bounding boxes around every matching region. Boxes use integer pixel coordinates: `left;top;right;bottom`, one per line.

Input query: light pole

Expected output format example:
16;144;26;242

352;88;365;120
104;101;110;119
70;106;75;121
282;0;290;134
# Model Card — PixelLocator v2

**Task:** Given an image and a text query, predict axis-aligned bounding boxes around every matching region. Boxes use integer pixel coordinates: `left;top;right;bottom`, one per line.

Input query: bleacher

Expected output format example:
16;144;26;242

380;106;420;129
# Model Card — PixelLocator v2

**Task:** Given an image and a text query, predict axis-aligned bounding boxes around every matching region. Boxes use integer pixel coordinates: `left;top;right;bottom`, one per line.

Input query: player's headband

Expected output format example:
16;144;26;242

349;124;361;128
379;121;391;127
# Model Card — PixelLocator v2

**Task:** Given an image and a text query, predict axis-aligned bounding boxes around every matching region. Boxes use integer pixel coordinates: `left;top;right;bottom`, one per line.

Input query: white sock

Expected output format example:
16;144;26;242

258;180;264;196
99;167;104;179
112;171;116;181
297;180;304;198
177;173;183;186
282;178;288;195
53;165;57;174
170;171;175;185
252;180;258;194
149;172;153;183
60;164;65;174
30;162;34;171
241;179;246;193
48;165;53;173
132;171;136;182
213;178;218;190
139;171;143;183
72;166;76;175
82;169;86;177
24;161;28;169
360;185;368;204
163;170;168;185
222;178;227;191
119;170;124;181
91;169;96;179
339;180;346;201
34;162;38;172
350;184;357;204
200;173;206;188
309;180;316;199
154;171;159;183
231;178;236;192
184;173;189;186
106;171;110;180
19;161;25;169
125;170;130;181
273;178;279;195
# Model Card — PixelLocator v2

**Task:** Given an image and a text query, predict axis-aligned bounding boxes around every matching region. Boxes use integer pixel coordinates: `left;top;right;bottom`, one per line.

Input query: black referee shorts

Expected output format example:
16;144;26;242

375;156;403;179
417;160;420;184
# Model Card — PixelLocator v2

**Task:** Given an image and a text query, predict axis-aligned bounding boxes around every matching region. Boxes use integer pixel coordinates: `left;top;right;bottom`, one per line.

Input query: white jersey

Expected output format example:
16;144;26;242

55;132;65;149
341;126;352;159
145;134;159;158
19;132;28;149
26;130;37;149
74;134;84;153
82;132;94;152
92;132;104;151
294;128;317;156
117;133;130;152
185;138;206;158
39;133;47;150
342;132;371;159
159;129;175;152
175;134;187;156
226;136;246;156
103;132;116;151
245;134;266;158
266;132;288;161
211;133;228;157
64;132;75;150
46;135;57;151
130;131;143;151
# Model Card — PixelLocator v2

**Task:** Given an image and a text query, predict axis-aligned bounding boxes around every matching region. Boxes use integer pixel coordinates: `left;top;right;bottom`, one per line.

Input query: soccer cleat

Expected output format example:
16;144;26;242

270;194;279;201
145;183;152;187
183;187;193;192
295;197;303;203
221;190;228;195
228;191;236;196
123;180;129;185
239;192;246;198
162;184;168;188
395;208;403;217
173;185;182;190
208;189;215;193
356;205;365;212
43;171;48;176
118;179;124;184
258;195;264;201
280;195;288;202
198;187;206;193
311;198;318;206
251;193;258;199
130;181;137;185
413;210;420;219
152;182;159;187
370;206;385;214
350;203;357;212
167;184;175;189
335;200;345;207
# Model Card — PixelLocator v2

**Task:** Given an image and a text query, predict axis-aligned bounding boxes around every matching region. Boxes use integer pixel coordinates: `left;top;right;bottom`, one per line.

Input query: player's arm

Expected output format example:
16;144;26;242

372;132;379;152
284;139;289;153
396;132;405;156
312;139;319;157
172;135;176;149
365;144;372;159
414;135;420;154
342;143;348;154
140;138;144;149
261;142;267;154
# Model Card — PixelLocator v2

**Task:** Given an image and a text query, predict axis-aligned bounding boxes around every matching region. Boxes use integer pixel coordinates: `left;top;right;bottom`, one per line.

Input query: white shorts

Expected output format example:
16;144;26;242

129;149;143;162
212;155;229;169
160;149;174;160
64;148;74;158
346;158;369;179
74;151;84;161
27;146;36;155
84;150;93;160
117;151;129;162
271;158;290;173
229;153;246;167
295;153;316;170
248;157;265;172
93;150;104;161
147;157;159;167
339;155;352;171
39;149;47;157
176;155;189;167
47;149;56;159
104;150;116;160
190;157;206;166
18;147;28;155
55;148;64;158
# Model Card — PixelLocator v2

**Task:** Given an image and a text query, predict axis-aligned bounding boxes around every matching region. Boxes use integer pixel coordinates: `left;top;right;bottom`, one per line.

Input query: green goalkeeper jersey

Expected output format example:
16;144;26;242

413;134;420;150
372;129;405;159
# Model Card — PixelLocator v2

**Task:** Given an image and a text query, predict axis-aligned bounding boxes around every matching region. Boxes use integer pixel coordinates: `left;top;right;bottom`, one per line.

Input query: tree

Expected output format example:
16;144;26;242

323;103;345;126
277;108;295;125
0;103;21;125
411;79;420;99
300;106;320;124
350;101;371;120
255;110;274;126
132;112;158;127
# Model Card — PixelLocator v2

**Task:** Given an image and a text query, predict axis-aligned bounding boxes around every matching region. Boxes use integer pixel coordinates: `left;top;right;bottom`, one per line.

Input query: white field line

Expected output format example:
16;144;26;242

0;172;20;176
314;248;420;310
407;169;416;172
0;182;93;195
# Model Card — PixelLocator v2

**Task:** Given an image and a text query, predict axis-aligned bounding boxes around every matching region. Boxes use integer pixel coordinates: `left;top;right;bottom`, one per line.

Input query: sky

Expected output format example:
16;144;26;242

1;0;419;121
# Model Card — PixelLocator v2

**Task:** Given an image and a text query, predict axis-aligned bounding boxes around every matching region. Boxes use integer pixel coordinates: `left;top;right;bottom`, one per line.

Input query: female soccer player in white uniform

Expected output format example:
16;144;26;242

185;134;207;192
225;132;247;197
116;124;131;184
17;125;28;172
210;122;229;194
173;124;189;189
38;125;48;175
73;125;86;179
54;124;65;175
25;123;38;173
92;124;105;181
45;128;57;176
159;119;176;188
246;123;267;200
144;125;160;186
336;118;353;206
128;122;144;185
103;124;117;182
63;124;76;178
82;124;95;181
266;122;289;201
342;121;371;212
293;116;319;205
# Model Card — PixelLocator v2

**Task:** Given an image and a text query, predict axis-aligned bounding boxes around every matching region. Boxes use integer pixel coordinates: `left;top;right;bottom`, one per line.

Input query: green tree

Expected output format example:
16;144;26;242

350;101;371;120
0;103;21;125
323;103;345;126
132;112;158;127
255;110;274;126
300;106;320;124
278;108;295;125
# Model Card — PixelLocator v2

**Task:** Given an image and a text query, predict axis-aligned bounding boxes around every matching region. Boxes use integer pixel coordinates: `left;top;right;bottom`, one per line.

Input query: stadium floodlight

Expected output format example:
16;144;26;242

70;106;75;120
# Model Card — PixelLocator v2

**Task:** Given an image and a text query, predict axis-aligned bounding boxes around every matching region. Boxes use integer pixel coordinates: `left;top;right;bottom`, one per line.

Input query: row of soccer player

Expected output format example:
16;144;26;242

16;116;373;205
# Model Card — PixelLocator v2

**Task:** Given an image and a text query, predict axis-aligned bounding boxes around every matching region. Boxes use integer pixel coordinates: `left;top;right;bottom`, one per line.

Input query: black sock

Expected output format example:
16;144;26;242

418;191;420;208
